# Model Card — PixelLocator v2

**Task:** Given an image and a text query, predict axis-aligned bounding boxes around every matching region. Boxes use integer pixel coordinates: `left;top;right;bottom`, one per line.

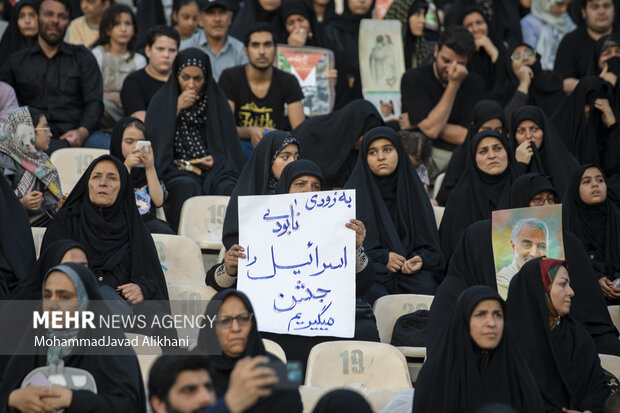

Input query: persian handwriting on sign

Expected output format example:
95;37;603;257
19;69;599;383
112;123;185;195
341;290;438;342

305;192;352;210
263;201;300;237
273;280;332;312
287;302;336;332
245;243;348;280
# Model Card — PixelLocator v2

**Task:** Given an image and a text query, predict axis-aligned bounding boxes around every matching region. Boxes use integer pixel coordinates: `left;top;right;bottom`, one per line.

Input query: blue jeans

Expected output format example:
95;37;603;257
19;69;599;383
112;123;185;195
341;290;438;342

83;130;111;149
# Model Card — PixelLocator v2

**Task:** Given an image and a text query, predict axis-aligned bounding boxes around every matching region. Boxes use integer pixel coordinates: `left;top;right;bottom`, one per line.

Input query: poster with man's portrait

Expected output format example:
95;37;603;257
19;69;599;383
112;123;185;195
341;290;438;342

492;205;564;298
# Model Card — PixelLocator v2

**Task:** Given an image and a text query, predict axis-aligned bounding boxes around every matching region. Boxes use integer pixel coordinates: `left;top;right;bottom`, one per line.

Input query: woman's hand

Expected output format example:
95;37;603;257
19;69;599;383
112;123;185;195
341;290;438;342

8;386;59;413
402;256;423;274
124;149;142;171
177;89;199;114
515;141;533;164
345;219;366;248
387;252;406;273
20;191;43;211
599;277;614;299
225;245;246;276
118;283;144;304
595;98;616;128
327;69;338;83
43;386;72;409
139;145;155;170
475;35;499;62
287;28;308;46
191;155;214;171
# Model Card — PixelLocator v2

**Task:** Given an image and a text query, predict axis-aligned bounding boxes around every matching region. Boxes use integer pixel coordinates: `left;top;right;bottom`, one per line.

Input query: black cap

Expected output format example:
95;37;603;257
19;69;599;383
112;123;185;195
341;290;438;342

202;0;233;12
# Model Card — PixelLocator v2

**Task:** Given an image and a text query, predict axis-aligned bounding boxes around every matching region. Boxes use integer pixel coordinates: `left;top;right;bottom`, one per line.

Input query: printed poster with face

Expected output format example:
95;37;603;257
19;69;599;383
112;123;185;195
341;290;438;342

275;45;335;117
492;205;564;299
359;19;405;120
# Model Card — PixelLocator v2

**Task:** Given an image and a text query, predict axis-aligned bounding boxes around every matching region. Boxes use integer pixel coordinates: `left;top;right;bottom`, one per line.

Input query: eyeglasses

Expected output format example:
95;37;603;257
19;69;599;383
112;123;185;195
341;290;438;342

530;195;556;206
511;50;535;61
216;312;253;328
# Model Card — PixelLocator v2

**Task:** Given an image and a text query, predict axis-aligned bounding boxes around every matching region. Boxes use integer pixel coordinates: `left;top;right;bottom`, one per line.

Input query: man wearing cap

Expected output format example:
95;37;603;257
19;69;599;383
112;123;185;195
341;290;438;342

181;0;247;81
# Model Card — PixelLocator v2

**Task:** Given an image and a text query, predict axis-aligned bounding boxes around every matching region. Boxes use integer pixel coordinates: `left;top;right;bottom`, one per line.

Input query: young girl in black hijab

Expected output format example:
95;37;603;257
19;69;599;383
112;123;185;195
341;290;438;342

145;48;244;232
507;258;614;412
403;0;432;70
414;285;544;412
345;126;444;302
0;0;37;63
564;165;620;305
439;130;517;258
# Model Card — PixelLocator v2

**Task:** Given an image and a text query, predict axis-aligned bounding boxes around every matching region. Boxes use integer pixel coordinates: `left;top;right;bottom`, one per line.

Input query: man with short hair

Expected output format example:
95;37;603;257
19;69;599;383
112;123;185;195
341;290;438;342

148;354;278;413
180;0;247;81
555;0;615;93
121;25;180;121
0;0;105;151
218;22;305;157
399;25;484;179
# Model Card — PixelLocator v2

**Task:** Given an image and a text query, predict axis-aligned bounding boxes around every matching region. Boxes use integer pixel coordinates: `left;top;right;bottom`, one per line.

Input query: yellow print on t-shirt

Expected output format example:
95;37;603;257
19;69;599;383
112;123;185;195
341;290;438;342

238;102;276;128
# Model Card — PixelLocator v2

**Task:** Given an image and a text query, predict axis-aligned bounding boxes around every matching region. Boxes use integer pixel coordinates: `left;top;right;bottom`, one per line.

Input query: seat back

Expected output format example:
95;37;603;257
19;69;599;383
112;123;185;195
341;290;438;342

31;227;46;258
432;172;445;200
600;354;620;379
49;148;109;194
262;338;287;363
178;196;230;250
373;294;434;343
433;206;444;229
304;341;412;390
608;306;620;334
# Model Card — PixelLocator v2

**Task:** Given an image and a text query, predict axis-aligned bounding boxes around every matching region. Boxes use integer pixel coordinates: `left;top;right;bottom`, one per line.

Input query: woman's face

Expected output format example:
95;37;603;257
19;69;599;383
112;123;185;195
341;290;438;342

367;138;398;176
348;0;372;15
408;8;425;37
579;166;607;205
514;119;543;149
174;2;199;38
88;160;121;208
288;174;322;193
550;266;574;317
469;299;504;350
34;115;52;151
120;126;145;159
17;5;38;37
510;45;536;74
286;14;311;34
477;118;503;134
61;248;89;267
107;12;134;47
43;271;79;328
462;11;487;38
178;65;205;93
529;190;556;207
259;0;282;12
549;0;569;16
599;45;620;70
475;137;508;175
217;295;252;358
271;143;300;180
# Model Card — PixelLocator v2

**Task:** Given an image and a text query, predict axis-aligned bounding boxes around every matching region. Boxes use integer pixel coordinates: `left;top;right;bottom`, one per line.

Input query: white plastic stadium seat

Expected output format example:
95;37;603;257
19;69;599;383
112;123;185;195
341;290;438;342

600;354;620;379
432;172;445;200
50;148;108;194
433;206;444;229
608;306;620;335
262;338;287;363
305;341;412;390
31;227;46;258
178;196;230;250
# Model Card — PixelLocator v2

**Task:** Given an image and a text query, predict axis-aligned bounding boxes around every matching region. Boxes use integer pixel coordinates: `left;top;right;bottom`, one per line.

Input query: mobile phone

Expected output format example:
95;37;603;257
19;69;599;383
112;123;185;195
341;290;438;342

136;140;151;149
261;360;303;390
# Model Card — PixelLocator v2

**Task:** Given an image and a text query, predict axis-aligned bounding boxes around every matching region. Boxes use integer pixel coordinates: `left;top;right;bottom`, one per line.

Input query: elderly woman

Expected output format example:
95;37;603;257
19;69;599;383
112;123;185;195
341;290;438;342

0;106;62;226
146;48;244;232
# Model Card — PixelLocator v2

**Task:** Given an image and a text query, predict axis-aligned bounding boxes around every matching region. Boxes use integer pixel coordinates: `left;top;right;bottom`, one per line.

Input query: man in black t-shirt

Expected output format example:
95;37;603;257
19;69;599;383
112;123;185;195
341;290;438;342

218;22;304;157
400;25;484;179
555;0;614;93
120;25;180;121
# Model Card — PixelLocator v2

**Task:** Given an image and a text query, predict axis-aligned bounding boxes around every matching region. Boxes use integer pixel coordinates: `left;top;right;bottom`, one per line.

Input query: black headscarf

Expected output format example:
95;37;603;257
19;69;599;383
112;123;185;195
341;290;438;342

222;130;300;249
230;0;284;41
403;0;432;70
110;117;148;188
136;0;166;50
344;126;444;295
439;130;517;258
275;158;326;194
507;258;613;412
414;286;545;413
0;263;147;413
146;48;244;187
195;289;303;413
0;173;35;299
292;99;383;189
563;164;620;280
508;172;557;208
41;155;168;301
0;0;37;63
436;99;506;206
302;0;336;41
510;105;578;196
280;0;324;46
312;389;373;413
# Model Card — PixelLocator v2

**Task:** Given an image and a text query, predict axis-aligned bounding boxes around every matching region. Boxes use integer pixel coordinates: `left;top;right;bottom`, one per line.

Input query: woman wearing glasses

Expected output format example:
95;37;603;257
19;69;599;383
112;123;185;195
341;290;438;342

0;106;62;226
196;289;303;413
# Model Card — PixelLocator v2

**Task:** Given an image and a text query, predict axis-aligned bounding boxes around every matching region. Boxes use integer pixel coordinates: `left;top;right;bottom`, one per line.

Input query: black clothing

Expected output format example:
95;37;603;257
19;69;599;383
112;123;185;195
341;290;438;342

0;41;103;138
195;289;303;413
509;105;578;197
344;126;444;298
219;65;304;131
120;69;166;117
0;0;37;63
135;0;166;51
230;0;284;41
554;25;597;81
280;0;325;47
42;155;169;302
508;172;558;207
436;99;505;206
401;64;485;151
275;158;326;194
414;286;545;413
507;258;613;412
292;99;383;189
403;1;433;70
312;389;373;413
0;173;35;299
146;48;244;232
439;130;517;258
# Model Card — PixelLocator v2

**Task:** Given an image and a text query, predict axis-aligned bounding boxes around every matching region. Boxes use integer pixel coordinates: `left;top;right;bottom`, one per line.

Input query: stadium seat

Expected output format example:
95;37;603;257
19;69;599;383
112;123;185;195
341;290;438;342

433;206;444;229
31;227;46;258
608;306;620;335
50;148;109;194
151;234;217;343
262;338;287;363
299;385;326;413
178;196;230;251
124;332;162;384
600;354;620;379
305;341;412;390
432;172;445;200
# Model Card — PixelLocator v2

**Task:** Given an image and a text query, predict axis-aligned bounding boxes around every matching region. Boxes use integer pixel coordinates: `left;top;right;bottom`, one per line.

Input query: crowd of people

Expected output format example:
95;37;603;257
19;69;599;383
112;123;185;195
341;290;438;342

1;0;620;411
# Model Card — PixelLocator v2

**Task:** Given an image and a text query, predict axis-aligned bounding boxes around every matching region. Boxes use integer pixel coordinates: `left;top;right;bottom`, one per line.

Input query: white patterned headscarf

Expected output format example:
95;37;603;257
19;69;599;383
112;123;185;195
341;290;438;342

531;0;576;70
